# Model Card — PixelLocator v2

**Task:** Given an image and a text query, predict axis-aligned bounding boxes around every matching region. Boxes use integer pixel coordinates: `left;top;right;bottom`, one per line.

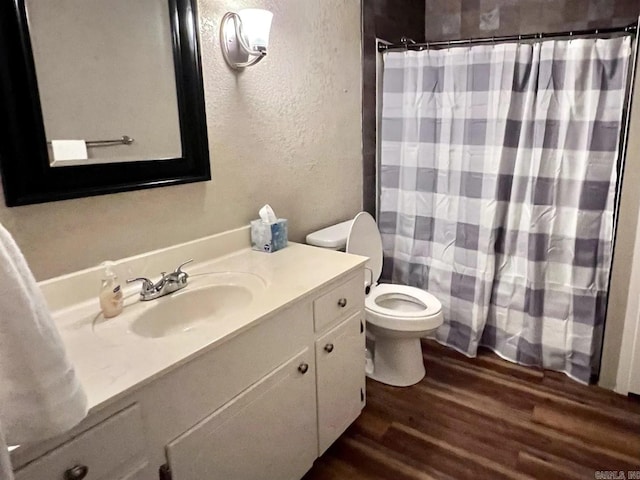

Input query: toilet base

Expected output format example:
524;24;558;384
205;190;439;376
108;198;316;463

367;336;426;387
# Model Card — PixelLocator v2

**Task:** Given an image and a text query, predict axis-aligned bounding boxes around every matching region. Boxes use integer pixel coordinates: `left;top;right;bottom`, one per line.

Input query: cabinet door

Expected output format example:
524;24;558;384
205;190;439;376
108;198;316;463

315;311;366;454
166;348;317;480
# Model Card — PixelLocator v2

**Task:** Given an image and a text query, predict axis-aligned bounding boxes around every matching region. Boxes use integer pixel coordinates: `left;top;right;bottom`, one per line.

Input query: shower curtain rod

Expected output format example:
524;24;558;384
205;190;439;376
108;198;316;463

378;23;637;52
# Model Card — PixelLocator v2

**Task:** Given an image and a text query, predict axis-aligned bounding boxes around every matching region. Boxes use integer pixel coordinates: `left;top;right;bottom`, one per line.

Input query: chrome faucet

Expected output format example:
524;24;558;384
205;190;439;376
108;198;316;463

127;260;193;301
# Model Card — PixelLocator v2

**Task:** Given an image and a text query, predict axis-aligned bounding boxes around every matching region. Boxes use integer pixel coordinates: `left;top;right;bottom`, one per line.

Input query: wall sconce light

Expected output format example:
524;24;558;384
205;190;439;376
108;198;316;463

220;9;273;69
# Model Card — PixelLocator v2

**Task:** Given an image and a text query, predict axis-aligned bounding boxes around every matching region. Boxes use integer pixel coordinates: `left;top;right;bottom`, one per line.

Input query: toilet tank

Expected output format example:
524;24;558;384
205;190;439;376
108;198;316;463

306;220;353;250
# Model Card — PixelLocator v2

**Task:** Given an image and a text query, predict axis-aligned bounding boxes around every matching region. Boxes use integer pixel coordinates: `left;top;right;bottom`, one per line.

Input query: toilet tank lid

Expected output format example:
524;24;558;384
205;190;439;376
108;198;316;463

306;220;353;248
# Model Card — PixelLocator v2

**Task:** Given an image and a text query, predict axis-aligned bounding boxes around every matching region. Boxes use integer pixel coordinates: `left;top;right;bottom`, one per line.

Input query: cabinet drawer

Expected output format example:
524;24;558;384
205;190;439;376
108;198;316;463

313;273;364;332
15;404;147;480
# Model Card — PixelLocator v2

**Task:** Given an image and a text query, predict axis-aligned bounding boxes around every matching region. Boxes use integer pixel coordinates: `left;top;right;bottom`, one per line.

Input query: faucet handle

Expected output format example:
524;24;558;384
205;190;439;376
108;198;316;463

174;259;193;274
127;277;154;292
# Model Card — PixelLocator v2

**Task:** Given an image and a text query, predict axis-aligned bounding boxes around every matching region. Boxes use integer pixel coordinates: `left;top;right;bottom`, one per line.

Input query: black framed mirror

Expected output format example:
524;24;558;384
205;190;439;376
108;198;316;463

0;0;210;207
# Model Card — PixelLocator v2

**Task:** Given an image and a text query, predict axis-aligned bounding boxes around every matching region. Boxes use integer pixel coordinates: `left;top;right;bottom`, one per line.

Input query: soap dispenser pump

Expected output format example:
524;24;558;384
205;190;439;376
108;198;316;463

99;261;124;318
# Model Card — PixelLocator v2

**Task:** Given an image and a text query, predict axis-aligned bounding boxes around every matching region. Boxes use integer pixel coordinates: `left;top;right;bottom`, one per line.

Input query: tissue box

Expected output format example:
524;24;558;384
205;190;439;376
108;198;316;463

251;219;288;253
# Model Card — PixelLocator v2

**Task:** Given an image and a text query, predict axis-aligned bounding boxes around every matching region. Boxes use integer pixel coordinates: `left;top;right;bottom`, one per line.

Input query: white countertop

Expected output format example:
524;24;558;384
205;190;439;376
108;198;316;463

58;243;365;413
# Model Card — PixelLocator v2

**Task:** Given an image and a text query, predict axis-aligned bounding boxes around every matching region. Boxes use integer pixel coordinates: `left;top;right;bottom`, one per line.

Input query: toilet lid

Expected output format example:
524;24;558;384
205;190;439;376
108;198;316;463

346;212;383;283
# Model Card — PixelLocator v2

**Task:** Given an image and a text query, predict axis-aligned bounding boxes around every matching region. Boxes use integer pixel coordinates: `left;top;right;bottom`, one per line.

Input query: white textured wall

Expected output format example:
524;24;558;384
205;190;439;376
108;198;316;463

0;0;363;280
599;52;640;389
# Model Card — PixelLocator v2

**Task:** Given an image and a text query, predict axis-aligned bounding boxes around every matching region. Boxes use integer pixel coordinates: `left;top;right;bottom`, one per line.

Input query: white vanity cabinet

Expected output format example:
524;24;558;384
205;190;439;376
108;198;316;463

160;270;366;480
13;266;366;480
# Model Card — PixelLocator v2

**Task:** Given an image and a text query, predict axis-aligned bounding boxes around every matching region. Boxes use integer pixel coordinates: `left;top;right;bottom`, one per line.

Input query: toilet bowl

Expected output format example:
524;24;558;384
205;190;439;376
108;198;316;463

306;212;443;387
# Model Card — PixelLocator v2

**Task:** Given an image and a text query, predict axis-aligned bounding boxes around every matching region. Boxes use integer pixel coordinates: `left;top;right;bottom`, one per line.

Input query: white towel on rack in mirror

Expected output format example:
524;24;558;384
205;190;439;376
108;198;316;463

0;223;88;479
50;140;88;161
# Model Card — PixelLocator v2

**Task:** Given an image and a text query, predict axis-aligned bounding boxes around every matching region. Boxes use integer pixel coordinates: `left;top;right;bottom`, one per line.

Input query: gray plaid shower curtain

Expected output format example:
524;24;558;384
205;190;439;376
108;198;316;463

379;37;631;383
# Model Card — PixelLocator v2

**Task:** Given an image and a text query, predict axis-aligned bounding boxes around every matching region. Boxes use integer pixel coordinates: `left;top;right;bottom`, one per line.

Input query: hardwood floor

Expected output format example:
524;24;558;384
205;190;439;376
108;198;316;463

304;340;640;480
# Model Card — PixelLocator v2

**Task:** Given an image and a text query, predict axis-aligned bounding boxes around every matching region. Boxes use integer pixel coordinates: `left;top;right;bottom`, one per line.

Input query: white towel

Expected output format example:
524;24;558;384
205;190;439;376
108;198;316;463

0;223;88;479
50;140;88;162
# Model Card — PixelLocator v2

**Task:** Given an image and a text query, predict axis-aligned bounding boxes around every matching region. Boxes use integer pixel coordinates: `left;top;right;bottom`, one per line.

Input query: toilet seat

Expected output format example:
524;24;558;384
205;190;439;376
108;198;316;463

366;283;441;318
344;212;443;335
366;283;443;332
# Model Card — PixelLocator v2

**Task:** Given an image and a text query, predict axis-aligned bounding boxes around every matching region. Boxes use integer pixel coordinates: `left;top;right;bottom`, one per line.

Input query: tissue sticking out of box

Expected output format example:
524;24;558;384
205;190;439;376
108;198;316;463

251;204;288;253
259;204;277;223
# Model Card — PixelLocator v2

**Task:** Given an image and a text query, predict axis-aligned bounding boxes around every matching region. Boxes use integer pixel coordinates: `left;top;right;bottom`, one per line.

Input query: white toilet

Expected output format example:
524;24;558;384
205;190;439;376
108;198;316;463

307;212;443;387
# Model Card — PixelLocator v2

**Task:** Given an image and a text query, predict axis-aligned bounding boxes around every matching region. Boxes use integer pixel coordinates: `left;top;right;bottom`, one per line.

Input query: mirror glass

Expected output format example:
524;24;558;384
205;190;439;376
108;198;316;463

0;0;210;206
26;0;182;167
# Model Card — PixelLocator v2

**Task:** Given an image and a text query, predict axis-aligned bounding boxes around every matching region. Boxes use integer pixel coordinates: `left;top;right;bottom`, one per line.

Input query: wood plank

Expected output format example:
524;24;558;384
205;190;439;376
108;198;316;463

426;340;640;414
419;377;640;467
423;350;640;427
305;342;640;479
532;403;640;460
476;348;545;380
334;434;450;480
364;389;524;469
351;409;391;441
365;382;636;471
385;423;536;480
304;455;379;480
516;450;593;480
427;341;545;382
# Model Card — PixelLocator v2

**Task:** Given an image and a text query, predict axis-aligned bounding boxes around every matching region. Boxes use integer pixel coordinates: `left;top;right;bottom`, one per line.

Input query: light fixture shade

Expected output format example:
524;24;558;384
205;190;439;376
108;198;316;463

238;9;273;49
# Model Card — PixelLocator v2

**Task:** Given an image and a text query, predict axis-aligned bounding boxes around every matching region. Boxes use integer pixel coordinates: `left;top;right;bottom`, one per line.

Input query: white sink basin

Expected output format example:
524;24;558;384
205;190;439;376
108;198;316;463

93;272;266;339
132;284;253;338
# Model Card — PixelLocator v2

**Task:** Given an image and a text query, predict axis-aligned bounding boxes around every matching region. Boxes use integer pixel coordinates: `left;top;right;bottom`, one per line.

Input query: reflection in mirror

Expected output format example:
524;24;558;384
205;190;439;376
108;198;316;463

0;0;210;206
26;0;183;167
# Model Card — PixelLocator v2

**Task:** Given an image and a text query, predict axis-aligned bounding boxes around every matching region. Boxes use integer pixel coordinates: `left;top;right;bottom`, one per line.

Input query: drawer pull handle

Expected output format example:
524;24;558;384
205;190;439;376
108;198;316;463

337;298;347;308
324;343;334;353
65;465;89;480
298;363;309;374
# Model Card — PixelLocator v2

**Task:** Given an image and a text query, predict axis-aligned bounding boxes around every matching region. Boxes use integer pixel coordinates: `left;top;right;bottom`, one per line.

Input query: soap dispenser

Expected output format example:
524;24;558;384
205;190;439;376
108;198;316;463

99;261;124;318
